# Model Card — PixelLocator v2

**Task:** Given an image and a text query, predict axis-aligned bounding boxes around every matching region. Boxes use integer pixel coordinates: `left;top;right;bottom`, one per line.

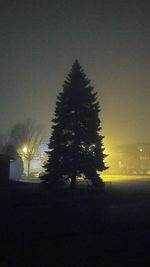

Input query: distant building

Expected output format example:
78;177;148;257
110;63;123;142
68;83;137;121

106;143;150;175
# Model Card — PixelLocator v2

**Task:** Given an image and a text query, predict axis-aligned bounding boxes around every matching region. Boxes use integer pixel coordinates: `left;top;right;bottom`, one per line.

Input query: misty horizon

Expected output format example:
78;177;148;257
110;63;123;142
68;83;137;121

0;1;150;147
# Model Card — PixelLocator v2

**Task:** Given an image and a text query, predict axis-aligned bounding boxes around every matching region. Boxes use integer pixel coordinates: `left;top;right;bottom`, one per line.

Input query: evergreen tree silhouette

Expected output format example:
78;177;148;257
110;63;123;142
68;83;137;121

44;60;107;188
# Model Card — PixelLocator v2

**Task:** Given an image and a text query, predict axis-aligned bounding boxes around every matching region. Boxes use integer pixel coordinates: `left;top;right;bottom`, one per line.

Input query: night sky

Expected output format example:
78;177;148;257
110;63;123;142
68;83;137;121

0;0;150;148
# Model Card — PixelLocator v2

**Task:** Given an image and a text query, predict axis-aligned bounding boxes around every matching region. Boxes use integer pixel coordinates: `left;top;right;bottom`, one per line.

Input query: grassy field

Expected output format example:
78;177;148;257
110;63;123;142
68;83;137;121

0;180;150;266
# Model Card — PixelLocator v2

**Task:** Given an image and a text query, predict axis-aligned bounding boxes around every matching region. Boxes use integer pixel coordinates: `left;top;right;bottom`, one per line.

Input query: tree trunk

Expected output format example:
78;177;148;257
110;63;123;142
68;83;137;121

70;175;76;189
27;159;30;177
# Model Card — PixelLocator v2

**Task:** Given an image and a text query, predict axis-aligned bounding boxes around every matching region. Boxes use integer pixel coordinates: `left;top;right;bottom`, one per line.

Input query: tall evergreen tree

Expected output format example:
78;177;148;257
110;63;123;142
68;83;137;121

44;60;107;188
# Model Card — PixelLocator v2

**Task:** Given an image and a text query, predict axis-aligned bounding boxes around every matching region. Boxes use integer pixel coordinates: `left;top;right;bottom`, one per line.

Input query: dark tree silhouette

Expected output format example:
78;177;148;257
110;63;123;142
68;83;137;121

2;143;18;159
44;60;107;188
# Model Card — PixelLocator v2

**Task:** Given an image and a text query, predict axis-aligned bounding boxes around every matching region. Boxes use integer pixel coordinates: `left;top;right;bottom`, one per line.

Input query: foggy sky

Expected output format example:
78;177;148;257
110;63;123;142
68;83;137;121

0;0;150;147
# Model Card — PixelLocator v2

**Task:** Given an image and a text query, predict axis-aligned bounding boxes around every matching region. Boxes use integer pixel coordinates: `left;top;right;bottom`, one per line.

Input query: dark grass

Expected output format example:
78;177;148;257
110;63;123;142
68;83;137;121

0;181;150;266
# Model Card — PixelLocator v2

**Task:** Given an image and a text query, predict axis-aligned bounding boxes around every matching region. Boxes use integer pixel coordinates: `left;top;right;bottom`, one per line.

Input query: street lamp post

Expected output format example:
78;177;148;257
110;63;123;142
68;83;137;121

22;146;31;177
22;146;34;177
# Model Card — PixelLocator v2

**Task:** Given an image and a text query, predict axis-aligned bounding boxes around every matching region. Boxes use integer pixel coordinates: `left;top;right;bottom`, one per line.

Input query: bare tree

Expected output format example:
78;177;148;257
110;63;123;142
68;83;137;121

9;119;44;176
0;133;8;153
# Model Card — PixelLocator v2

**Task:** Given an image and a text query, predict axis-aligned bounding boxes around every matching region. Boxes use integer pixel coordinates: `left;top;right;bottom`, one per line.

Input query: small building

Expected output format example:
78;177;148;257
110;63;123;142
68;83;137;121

106;143;150;175
10;156;23;181
0;155;14;185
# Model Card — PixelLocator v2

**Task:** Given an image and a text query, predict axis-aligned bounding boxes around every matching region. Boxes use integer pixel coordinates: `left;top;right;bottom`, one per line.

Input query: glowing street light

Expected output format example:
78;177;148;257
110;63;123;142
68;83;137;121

22;146;27;154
